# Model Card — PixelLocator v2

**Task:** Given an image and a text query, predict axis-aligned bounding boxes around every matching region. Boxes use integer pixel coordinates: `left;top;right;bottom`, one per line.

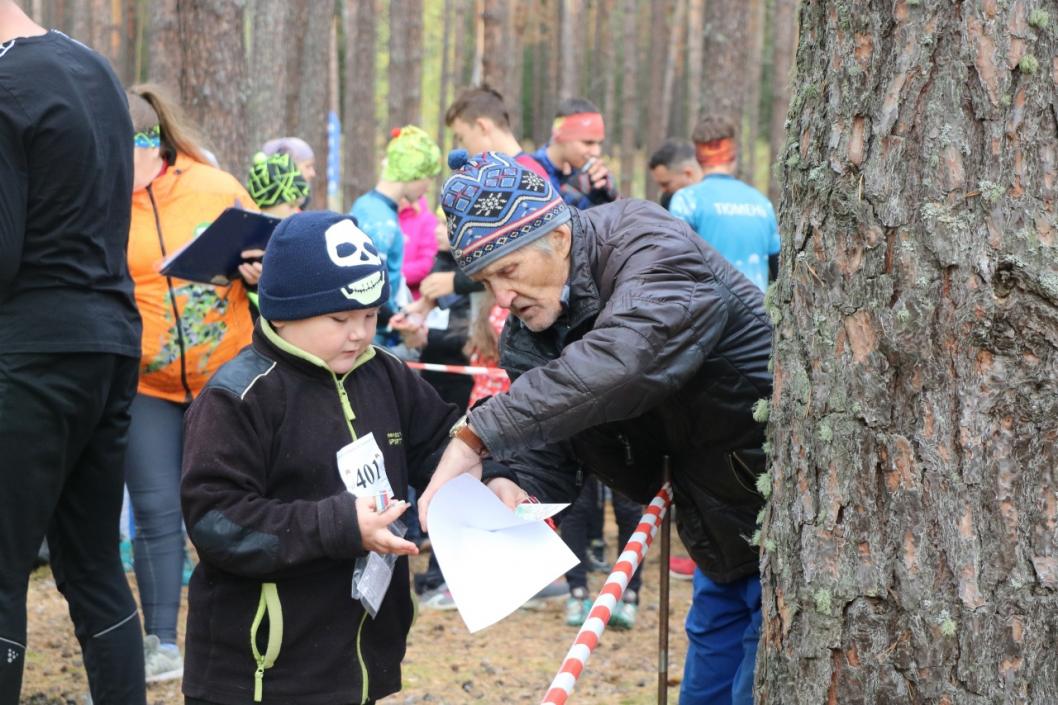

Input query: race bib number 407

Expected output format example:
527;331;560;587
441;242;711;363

337;433;394;498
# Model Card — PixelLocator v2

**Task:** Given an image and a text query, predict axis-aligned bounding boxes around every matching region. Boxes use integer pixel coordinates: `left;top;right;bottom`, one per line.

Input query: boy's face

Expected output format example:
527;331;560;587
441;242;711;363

273;308;379;374
401;177;432;203
555;138;602;170
450;117;493;156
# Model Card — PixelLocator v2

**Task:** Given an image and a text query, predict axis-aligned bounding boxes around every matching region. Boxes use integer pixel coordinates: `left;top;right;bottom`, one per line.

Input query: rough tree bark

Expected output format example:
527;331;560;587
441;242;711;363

248;0;289;155
701;0;748;130
294;3;331;208
617;0;637;197
558;0;581;101
177;0;249;174
761;1;1058;703
342;0;377;207
388;0;423;128
741;0;765;183
642;0;671;200
435;0;453;193
685;0;704;131
768;0;798;203
147;0;182;92
480;0;509;97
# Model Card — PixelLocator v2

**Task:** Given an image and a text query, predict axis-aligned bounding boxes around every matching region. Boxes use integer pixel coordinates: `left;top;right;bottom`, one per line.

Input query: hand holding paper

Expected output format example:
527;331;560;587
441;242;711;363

427;475;576;633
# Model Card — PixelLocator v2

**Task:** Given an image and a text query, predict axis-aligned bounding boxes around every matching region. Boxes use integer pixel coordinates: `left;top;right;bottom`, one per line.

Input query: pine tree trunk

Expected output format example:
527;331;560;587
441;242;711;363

761;2;1058;703
768;0;797;203
741;0;765;184
148;0;182;92
295;2;331;208
177;0;249;175
685;0;704;130
642;0;671;200
600;0;617;149
480;0;508;95
248;0;289;155
701;0;748;129
617;0;637;197
558;0;581;101
342;0;377;207
388;0;422;128
436;0;453;192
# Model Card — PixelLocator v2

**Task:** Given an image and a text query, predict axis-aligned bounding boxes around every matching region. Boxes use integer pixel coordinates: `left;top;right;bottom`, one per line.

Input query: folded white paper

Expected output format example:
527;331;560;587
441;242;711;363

427;474;578;632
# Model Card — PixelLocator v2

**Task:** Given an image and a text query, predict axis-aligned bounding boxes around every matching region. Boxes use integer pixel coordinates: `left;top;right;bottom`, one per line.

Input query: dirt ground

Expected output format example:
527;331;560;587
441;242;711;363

21;512;692;705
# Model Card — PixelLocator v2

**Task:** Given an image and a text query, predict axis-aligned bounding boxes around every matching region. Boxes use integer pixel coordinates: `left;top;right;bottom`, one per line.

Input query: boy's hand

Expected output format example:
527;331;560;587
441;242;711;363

355;496;419;555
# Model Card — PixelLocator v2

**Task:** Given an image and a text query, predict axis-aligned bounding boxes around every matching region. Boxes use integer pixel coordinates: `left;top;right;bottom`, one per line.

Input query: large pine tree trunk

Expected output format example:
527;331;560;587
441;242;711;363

768;0;798;203
178;0;249;174
761;2;1058;703
342;0;377;207
388;0;423;128
558;0;581;101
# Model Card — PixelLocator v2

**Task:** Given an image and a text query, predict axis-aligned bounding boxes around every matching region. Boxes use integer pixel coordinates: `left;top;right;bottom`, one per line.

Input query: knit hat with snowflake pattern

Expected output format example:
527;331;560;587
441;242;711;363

440;149;571;276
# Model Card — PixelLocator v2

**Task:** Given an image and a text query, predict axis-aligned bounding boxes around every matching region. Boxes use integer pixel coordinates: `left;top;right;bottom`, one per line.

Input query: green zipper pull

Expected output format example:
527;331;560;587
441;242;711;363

335;375;358;441
254;665;265;702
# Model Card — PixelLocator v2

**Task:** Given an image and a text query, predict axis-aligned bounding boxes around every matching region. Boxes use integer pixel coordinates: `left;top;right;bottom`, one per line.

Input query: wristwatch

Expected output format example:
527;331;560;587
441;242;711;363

449;415;489;458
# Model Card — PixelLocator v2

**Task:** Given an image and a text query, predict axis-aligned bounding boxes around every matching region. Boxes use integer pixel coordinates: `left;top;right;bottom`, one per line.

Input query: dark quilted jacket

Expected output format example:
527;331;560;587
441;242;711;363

469;199;774;583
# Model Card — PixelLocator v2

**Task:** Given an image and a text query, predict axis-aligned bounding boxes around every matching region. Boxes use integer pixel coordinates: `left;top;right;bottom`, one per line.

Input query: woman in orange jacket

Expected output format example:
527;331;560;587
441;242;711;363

123;84;258;683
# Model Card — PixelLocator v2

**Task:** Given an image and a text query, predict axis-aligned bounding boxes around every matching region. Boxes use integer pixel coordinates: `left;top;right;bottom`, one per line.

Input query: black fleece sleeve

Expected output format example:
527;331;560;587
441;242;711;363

181;388;365;580
395;364;463;493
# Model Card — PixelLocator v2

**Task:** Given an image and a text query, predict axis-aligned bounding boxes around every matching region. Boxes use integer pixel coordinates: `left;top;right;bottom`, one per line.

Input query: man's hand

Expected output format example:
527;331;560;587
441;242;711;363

238;248;265;285
419;271;457;300
418;437;484;532
585;158;612;191
356;496;419;555
485;477;529;510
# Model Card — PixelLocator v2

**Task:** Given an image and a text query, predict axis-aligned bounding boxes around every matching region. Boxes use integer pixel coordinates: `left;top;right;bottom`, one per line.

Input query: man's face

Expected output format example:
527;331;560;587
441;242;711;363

472;227;572;333
450;117;492;156
650;163;700;194
556;139;602;170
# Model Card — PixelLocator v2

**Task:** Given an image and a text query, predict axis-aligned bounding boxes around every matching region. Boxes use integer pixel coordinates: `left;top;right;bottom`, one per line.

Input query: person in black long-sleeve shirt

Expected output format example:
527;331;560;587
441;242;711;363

0;4;146;702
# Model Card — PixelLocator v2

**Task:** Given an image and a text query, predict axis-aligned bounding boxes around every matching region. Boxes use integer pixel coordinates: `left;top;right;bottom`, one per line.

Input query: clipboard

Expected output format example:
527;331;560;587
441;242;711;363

159;208;281;286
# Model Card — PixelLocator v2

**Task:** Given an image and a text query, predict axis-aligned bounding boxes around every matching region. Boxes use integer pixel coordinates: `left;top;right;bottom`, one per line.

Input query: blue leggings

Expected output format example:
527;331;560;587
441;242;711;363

680;570;762;705
124;393;187;644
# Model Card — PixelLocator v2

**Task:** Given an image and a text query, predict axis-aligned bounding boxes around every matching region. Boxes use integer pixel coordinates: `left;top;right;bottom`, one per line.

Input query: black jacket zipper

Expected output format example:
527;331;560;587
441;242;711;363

146;184;193;403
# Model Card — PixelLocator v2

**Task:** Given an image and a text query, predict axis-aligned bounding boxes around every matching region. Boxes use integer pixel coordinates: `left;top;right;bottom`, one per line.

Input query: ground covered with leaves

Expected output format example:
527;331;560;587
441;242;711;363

22;516;691;704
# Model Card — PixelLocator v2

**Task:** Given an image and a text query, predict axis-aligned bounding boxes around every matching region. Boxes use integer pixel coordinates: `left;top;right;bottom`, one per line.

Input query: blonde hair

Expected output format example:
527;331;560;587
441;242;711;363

126;83;211;165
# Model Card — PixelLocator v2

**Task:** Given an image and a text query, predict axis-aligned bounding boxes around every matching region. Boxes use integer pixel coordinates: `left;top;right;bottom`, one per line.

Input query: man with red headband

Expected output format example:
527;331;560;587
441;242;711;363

531;97;619;210
670;115;780;291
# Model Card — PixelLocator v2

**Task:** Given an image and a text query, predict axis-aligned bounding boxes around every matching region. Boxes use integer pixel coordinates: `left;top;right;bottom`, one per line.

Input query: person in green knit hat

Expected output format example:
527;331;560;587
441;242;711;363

349;125;441;326
246;151;311;219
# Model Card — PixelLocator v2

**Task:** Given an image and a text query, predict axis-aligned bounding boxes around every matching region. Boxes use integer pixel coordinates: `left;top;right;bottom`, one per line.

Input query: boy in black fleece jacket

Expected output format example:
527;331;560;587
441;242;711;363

181;211;476;705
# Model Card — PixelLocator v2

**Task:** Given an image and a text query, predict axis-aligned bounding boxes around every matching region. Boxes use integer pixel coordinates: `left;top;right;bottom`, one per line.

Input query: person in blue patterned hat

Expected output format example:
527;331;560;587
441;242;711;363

422;150;776;705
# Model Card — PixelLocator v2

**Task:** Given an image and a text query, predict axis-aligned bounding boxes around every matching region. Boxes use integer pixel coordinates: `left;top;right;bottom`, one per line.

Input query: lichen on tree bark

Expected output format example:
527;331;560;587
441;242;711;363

762;1;1058;702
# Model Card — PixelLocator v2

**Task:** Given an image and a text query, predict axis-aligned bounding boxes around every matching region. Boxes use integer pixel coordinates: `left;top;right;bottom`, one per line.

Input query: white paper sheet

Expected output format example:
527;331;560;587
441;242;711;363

427;474;578;633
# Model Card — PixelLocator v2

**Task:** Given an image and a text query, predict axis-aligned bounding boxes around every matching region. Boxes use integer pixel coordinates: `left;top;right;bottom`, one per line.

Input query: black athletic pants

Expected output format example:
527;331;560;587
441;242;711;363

0;353;146;705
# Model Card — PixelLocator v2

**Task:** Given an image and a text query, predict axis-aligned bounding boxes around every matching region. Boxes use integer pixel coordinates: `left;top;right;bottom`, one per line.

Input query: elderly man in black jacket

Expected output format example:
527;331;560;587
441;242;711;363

419;150;773;705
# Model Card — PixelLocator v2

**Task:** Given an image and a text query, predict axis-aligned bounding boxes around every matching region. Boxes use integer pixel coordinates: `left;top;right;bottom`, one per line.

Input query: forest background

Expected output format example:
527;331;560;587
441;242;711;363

22;0;798;211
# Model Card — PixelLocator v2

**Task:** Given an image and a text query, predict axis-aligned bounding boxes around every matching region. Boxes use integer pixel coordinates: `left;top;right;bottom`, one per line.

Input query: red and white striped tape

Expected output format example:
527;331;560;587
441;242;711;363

540;483;674;705
405;361;508;377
